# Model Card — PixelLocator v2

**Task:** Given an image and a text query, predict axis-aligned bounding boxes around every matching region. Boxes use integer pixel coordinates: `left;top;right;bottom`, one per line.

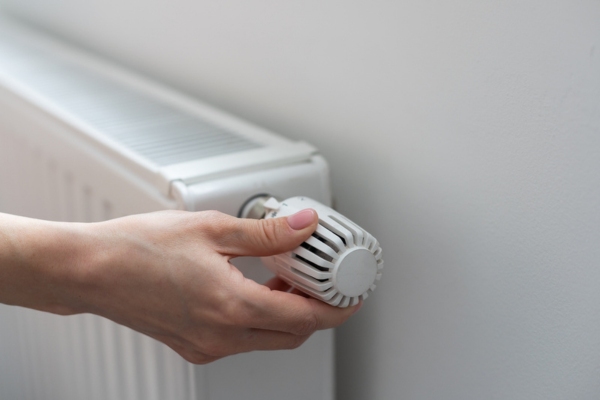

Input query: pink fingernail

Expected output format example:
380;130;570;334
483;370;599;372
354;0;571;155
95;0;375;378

287;209;317;230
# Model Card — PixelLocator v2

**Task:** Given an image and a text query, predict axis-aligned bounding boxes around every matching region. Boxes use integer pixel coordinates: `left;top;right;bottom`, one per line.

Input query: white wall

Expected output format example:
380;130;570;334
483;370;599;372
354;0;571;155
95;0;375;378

1;1;599;398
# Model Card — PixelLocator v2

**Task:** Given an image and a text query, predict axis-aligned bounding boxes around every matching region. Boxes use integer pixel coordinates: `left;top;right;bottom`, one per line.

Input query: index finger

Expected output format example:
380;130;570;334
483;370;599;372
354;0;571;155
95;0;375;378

239;280;361;336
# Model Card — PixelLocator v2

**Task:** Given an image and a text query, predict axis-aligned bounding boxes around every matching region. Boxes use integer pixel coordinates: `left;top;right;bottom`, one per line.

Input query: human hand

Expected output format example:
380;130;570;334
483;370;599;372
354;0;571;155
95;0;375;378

70;209;360;364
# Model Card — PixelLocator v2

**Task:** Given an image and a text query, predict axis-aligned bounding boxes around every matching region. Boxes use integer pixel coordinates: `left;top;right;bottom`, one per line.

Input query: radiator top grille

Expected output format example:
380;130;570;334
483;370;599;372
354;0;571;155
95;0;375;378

0;39;261;167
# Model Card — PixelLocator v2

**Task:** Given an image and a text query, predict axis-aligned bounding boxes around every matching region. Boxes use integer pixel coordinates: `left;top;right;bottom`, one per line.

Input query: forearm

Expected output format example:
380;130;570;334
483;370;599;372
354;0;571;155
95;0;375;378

0;213;92;315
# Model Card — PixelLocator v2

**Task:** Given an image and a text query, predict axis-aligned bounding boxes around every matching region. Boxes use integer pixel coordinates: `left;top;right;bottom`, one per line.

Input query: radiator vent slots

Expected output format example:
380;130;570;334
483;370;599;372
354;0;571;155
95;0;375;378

0;39;261;167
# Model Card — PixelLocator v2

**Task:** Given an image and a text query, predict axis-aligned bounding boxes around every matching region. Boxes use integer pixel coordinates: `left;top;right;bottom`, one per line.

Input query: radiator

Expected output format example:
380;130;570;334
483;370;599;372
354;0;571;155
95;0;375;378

0;16;334;400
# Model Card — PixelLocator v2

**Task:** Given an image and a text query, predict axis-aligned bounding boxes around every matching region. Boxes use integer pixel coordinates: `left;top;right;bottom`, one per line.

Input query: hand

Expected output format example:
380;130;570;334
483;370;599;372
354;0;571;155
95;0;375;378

65;209;360;364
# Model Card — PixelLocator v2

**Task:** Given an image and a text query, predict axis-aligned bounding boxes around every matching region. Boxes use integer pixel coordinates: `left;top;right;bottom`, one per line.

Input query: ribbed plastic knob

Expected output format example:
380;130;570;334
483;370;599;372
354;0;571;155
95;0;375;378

260;197;383;308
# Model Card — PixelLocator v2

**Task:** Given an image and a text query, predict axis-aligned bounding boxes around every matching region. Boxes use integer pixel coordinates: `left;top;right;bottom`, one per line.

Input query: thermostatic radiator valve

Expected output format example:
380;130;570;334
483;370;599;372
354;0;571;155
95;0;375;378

241;196;383;308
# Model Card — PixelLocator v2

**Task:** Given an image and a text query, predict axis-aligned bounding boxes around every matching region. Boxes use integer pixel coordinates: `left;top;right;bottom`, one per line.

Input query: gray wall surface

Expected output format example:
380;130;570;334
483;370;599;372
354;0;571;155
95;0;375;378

1;1;599;399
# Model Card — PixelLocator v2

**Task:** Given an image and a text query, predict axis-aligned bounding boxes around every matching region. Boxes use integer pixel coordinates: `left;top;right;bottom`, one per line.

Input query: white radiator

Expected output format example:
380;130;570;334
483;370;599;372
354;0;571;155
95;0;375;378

0;17;335;400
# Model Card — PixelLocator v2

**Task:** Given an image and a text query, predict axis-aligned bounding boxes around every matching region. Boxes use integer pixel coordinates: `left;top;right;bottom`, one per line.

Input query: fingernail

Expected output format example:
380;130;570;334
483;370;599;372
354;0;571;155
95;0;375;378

287;209;317;230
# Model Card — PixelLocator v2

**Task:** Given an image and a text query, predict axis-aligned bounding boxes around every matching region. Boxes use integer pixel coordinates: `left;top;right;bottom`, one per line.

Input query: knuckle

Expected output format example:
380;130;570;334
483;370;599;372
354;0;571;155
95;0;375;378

293;312;318;336
196;211;242;250
201;209;225;220
216;293;249;327
197;210;228;231
257;218;282;249
188;304;247;359
188;333;236;359
180;350;213;365
198;337;231;358
287;335;309;350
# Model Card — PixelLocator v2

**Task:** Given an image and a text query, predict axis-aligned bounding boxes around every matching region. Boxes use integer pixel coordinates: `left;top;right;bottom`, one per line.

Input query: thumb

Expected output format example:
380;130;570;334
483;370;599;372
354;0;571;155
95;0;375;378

218;209;318;258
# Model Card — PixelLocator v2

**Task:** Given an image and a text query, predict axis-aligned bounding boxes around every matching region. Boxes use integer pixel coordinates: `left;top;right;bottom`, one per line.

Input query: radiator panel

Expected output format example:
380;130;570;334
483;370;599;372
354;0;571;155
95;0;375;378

0;116;334;400
0;16;334;400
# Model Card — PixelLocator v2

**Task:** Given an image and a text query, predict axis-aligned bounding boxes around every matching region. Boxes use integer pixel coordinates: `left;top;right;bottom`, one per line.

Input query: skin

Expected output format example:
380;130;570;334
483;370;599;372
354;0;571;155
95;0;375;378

0;209;360;364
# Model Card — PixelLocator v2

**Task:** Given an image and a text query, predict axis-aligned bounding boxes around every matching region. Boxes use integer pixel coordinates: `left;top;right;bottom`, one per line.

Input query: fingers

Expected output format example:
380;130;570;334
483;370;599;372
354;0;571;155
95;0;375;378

215;329;312;355
289;287;309;298
263;276;292;292
206;209;318;258
170;329;312;363
240;282;360;336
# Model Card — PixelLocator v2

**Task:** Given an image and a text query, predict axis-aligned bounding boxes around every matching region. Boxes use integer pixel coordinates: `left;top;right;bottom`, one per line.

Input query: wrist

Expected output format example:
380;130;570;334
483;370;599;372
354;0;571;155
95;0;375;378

0;214;100;315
